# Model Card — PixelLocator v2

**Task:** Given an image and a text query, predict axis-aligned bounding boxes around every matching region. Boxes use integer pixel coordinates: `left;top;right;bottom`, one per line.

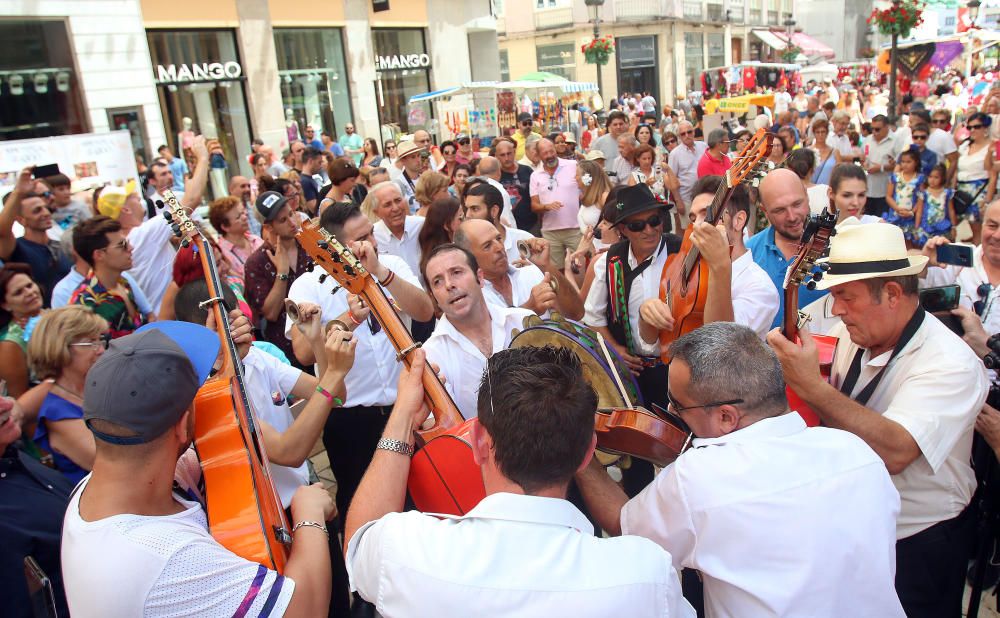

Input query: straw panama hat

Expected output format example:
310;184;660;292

813;222;928;290
395;140;426;159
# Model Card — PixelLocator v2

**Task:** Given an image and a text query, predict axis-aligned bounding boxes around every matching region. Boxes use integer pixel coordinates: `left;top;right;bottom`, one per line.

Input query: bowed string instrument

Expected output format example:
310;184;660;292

162;190;291;572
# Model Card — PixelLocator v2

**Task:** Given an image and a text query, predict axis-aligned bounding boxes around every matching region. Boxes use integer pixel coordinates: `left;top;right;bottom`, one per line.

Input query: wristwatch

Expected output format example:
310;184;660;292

276;272;290;281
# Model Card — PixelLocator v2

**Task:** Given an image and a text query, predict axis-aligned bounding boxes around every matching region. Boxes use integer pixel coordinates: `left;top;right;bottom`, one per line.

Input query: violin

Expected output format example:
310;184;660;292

594;407;692;468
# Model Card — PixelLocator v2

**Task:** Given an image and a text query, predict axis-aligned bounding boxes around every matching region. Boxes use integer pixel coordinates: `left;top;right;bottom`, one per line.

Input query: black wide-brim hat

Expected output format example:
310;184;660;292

608;183;665;225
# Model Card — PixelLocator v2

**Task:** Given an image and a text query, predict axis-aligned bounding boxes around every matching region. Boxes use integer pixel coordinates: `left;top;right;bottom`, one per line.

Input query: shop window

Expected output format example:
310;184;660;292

274;29;353;144
147;29;253;196
0;20;87;141
536;43;576;81
373;29;433;140
708;33;725;69
684;32;704;93
499;49;510;82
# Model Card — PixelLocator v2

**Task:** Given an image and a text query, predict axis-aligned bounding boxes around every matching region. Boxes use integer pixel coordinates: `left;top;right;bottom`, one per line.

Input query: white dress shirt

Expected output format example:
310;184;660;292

483;263;545;311
622;413;904;618
731;251;780;338
864;132;903;199
584;240;672;356
924;245;1000;336
347;492;694;618
126;215;176;314
484;177;515;227
503;225;535;265
241;346;309;508
422;303;533;419
827;312;989;538
284;254;419;407
373;216;425;283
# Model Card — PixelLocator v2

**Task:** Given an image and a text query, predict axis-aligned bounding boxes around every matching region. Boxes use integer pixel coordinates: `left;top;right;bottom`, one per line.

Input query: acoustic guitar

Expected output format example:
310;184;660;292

163;191;291;572
780;203;839;427
658;129;774;362
295;221;479;514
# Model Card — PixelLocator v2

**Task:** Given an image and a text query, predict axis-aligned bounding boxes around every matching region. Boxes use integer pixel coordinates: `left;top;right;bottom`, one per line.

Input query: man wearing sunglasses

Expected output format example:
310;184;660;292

667;121;707;230
512;112;536;161
907;124;938;176
576;322;904;617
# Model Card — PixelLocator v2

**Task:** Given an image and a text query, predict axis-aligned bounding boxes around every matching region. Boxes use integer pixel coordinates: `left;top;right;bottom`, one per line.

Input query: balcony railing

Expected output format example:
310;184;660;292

614;0;679;20
683;0;703;20
534;6;573;29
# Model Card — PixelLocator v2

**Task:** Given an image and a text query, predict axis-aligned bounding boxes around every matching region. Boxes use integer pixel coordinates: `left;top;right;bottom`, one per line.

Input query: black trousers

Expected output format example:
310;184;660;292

284;506;351;617
895;505;976;618
321;404;392;530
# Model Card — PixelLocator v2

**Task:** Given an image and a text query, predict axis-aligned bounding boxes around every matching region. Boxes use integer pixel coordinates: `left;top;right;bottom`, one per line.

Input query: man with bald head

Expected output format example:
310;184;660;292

454;218;583;319
475;155;515;227
496;138;536;231
746;168;827;328
611;134;638;186
667;120;708;229
412;129;444;172
227;175;261;236
529;138;582;268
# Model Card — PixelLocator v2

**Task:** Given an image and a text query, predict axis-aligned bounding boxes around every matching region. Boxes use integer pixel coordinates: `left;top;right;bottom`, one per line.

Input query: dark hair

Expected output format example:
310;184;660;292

419;197;463;276
606;110;627;129
320;201;363;241
174;279;239;325
829;162;867;193
302;146;323;163
927;163;948;183
250;153;268;168
157;144;170;153
476;346;597;493
452;163;474;180
911;110;932;124
465;183;504;222
421;242;479;286
440;140;456;155
0;263;35;328
690;175;750;220
73;215;122;267
871;114;888;125
785;148;816;180
328;158;360;185
910;123;931;137
634;124;655;144
364;137;380;156
897;149;920;167
259;175;292;196
777;126;797;152
863;275;920;301
42;173;70;188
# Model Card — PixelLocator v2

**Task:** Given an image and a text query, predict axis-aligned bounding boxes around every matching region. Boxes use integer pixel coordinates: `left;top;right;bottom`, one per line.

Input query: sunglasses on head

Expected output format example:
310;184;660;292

623;214;663;232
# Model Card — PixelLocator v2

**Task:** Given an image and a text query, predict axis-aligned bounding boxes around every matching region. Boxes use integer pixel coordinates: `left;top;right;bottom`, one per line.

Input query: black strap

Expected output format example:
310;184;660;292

827;258;912;276
839;307;925;406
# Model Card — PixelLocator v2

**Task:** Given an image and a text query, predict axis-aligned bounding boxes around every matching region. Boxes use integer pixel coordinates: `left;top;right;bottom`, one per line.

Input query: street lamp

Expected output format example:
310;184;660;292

584;0;606;97
782;17;796;61
888;0;900;125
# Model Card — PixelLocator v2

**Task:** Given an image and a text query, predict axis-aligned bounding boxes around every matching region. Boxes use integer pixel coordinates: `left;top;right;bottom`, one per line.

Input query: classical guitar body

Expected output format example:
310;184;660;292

658;233;711;363
408;418;485;516
785;334;838;427
194;377;290;572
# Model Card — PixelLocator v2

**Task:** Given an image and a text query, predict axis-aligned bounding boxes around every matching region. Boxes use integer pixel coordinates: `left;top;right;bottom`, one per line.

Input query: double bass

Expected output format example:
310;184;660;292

658;129;774;362
162;191;290;571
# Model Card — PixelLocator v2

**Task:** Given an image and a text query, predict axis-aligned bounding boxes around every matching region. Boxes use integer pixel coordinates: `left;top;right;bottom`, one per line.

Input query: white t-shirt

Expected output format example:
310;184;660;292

774;91;792;114
926;127;958;161
127;215;176;314
242;346;309;508
731;251;780;338
62;476;294;617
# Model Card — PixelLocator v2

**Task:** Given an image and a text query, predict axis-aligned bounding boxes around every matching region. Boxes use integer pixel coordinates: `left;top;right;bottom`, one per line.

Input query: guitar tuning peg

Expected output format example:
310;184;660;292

162;211;173;222
180;239;190;248
171;223;181;235
813;272;824;281
806;281;817;290
344;265;356;276
305;263;315;272
819;262;831;272
317;240;328;249
318;274;328;284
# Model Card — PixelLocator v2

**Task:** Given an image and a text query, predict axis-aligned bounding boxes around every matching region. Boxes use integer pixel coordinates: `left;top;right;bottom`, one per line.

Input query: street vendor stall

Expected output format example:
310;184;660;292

704;93;776;115
699;62;802;97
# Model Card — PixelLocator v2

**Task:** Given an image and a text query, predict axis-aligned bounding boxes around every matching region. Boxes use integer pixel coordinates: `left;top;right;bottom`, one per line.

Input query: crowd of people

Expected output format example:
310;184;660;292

1;68;1000;618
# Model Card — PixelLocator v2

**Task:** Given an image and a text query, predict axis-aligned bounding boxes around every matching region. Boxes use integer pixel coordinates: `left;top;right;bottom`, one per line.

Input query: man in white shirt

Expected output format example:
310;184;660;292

928;109;960;183
773;86;792;115
61;321;335;617
826;111;857;162
642;176;778;339
345;345;694;617
285;202;433;533
371;182;425;279
863;115;902;218
592;110;630;172
454;219;583;319
462;182;533;265
769;222;989;618
668;121;708;226
421;244;534;418
473;156;516;227
577;322;904;617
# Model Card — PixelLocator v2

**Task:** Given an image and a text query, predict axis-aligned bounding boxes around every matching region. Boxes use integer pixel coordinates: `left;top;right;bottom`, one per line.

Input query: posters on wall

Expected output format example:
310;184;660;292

0;130;139;197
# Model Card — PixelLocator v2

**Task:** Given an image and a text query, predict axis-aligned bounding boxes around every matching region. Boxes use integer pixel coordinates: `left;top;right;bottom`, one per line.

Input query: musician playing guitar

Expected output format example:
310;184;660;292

345;346;694;617
61;322;336;617
639;175;778;342
582;183;681;495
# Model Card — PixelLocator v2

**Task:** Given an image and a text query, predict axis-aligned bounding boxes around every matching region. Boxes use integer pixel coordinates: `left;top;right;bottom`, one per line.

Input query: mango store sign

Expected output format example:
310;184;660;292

375;54;431;70
156;62;243;83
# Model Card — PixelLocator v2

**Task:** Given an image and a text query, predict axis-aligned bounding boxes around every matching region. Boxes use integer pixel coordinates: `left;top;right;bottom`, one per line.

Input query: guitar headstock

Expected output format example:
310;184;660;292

726;128;774;189
161;189;198;248
782;206;839;291
296;219;369;294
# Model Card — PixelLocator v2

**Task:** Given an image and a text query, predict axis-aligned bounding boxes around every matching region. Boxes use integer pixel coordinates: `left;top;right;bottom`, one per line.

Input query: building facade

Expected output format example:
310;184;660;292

497;0;796;106
0;0;500;181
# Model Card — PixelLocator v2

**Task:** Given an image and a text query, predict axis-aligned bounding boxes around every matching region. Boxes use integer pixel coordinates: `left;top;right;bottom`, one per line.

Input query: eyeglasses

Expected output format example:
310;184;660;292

968;124;985;130
666;389;744;414
975;283;992;317
520;121;533;126
624;214;663;232
912;134;928;140
666;139;678;145
70;335;110;351
679;130;694;136
932;119;948;124
458;139;470;145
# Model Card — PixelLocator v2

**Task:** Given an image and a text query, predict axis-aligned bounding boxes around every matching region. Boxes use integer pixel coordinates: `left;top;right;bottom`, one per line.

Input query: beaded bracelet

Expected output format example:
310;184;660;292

378;270;396;287
315;385;344;407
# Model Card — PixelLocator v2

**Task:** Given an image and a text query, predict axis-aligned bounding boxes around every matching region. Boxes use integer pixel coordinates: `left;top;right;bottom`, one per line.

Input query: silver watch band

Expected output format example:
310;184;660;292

376;437;414;457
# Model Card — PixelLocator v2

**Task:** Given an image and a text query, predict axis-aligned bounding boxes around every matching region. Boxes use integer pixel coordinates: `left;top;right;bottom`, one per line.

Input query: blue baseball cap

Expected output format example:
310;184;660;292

84;322;220;445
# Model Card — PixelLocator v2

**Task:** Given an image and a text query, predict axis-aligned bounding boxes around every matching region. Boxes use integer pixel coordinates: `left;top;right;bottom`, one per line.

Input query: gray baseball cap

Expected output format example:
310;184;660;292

84;322;220;445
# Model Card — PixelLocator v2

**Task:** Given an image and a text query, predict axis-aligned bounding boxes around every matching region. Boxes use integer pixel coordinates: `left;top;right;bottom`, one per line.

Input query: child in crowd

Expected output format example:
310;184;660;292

884;149;925;245
914;164;956;246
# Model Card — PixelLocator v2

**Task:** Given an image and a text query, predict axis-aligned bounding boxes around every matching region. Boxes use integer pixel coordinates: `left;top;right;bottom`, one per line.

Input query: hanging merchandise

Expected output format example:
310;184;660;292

701;72;710;94
521;94;533;114
742;66;756;91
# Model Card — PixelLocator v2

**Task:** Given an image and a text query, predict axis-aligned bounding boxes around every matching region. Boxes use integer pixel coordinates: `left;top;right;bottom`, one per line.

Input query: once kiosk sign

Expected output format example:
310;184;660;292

375;54;431;71
155;62;244;84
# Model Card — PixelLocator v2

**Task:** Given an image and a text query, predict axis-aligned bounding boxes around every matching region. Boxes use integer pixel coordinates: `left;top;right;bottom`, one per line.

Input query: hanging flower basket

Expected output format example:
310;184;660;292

582;36;615;66
867;0;924;39
859;46;877;58
780;45;803;63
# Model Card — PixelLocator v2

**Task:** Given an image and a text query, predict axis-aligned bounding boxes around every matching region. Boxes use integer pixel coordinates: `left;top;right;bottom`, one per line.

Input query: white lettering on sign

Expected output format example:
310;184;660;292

155;62;243;84
375;54;431;71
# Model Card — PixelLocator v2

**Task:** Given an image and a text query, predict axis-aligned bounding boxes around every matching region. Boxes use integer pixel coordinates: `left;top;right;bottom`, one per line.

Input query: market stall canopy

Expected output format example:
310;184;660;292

704;93;775;115
751;30;836;59
799;62;839;83
501;71;599;92
407;81;499;104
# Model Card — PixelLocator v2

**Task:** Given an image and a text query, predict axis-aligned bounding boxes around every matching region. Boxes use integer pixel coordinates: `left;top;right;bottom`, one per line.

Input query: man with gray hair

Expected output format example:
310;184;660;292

695;129;732;178
577;322;905;617
611;134;638;186
667;121;707;229
518;133;542;169
476;155;515;227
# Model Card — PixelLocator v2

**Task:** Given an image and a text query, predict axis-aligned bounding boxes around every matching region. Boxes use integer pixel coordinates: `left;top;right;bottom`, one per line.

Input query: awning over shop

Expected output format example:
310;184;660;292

406;82;498;104
751;30;836;59
704;93;775;115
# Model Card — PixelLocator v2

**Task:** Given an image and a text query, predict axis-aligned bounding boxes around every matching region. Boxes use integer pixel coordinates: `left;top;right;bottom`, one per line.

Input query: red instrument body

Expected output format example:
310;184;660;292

659;129;774;363
164;191;290;572
595;407;692;468
408;419;485;515
780;203;840;427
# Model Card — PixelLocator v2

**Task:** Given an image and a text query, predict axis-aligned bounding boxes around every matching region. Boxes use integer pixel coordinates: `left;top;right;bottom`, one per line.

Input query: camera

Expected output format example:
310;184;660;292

983;334;1000;371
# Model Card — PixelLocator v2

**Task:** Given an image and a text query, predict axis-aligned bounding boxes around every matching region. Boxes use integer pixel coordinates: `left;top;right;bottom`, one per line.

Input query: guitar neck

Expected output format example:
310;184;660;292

360;279;464;428
782;288;800;341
